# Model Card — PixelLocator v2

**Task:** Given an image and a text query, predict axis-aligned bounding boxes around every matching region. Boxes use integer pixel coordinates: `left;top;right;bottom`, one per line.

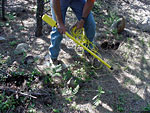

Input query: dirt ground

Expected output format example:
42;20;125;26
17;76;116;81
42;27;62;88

0;0;150;113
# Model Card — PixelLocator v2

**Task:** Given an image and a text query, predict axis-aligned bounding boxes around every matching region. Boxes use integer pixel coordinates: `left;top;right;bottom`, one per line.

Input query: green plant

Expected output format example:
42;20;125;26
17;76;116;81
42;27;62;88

92;1;102;15
31;69;41;76
18;26;25;30
0;22;4;27
116;94;126;112
6;13;16;20
103;11;119;27
0;55;7;65
65;96;73;102
53;109;60;113
9;41;18;46
52;64;62;73
92;86;105;107
27;101;36;113
63;69;72;81
117;105;125;112
143;104;150;111
26;69;41;87
0;93;16;112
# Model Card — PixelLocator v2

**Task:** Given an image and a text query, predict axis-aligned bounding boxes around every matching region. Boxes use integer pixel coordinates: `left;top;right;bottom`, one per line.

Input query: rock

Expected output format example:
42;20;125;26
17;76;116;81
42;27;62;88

42;96;52;105
95;32;106;39
8;36;17;41
0;36;7;43
24;56;34;64
14;43;29;55
138;17;150;32
16;106;25;113
111;16;126;34
123;28;137;37
51;73;63;85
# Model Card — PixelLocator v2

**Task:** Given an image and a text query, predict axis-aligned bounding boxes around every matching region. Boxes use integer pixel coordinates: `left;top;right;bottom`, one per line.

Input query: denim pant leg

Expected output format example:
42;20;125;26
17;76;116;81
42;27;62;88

49;0;69;59
70;0;96;53
84;13;96;51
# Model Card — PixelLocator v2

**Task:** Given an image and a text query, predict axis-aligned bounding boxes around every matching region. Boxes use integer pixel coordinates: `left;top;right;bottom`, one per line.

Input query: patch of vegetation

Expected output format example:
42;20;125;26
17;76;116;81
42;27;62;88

6;13;16;20
93;1;102;15
116;94;126;112
9;40;18;46
104;11;119;27
143;104;150;111
92;86;105;107
0;92;16;112
53;108;60;113
0;92;30;113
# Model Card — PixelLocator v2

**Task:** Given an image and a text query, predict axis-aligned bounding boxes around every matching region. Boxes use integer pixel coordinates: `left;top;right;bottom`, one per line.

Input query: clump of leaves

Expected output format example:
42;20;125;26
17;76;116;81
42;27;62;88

53;108;60;113
9;41;18;46
116;94;126;112
104;11;119;27
0;93;16;112
92;1;102;15
6;13;16;20
143;104;150;111
92;86;105;107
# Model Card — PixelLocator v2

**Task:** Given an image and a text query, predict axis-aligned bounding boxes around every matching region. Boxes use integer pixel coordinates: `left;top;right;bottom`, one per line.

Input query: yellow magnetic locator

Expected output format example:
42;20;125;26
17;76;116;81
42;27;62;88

42;14;57;27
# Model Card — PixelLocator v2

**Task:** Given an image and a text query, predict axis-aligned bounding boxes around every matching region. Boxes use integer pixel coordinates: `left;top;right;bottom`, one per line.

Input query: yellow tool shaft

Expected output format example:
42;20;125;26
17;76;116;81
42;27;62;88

65;32;112;69
42;14;113;70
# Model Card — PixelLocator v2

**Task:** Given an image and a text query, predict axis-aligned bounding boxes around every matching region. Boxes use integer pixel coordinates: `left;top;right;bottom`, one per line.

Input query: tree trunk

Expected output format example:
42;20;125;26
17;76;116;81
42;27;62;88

1;0;6;20
35;0;44;37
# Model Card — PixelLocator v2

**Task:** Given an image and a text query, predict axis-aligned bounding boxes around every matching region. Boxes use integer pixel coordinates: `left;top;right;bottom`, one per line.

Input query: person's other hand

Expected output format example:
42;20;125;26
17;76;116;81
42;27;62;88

72;20;85;31
57;23;66;34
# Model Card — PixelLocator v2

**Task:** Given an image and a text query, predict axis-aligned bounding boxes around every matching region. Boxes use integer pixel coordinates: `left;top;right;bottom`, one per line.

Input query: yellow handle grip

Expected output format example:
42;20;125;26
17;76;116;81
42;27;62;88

42;14;57;27
42;14;113;70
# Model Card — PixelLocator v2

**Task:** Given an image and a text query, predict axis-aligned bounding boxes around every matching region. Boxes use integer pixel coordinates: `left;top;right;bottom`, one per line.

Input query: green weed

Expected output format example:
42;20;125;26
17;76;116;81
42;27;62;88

93;86;105;107
0;93;16;112
116;94;126;112
9;41;18;46
143;104;150;111
53;109;60;113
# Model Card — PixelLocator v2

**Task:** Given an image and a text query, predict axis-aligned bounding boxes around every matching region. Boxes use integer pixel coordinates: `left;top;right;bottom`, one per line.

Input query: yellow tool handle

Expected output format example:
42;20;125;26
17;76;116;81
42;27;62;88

65;32;112;69
42;14;113;70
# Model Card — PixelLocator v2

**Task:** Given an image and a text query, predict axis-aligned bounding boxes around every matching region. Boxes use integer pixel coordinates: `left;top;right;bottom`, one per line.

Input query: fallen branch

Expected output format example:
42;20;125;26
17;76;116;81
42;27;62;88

0;87;37;99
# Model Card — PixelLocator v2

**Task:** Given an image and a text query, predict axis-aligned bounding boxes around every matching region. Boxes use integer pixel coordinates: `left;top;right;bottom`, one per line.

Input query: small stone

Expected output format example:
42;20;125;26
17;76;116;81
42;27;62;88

42;96;52;105
51;74;63;85
0;36;7;43
8;36;17;41
14;43;29;55
111;16;126;34
24;56;34;64
138;18;150;32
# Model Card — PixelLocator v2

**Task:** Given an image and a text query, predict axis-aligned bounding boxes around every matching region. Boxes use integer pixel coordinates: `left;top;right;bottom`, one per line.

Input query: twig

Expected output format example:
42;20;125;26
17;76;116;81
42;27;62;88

0;69;11;76
30;92;50;97
80;90;99;92
0;87;37;99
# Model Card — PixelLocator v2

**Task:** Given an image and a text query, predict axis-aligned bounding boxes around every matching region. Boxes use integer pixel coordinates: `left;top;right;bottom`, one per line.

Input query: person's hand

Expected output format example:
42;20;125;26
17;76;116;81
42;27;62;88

72;19;85;31
57;23;66;34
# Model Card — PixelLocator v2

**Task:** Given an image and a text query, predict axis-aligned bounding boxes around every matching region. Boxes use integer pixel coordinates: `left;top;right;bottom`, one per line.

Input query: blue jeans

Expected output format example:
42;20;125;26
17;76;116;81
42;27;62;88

49;0;96;59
